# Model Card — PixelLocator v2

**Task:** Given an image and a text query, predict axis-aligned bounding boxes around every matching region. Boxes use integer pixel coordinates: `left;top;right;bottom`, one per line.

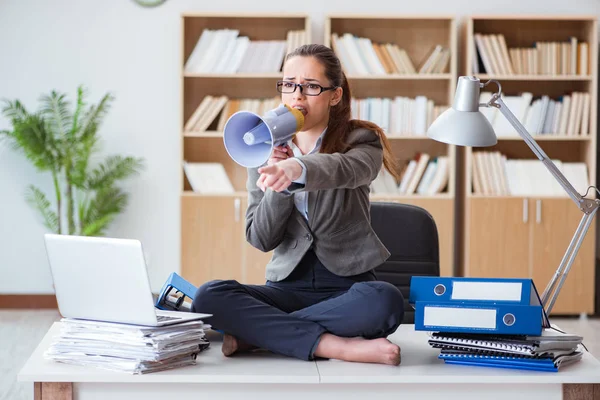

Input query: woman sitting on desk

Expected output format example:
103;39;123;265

192;44;404;366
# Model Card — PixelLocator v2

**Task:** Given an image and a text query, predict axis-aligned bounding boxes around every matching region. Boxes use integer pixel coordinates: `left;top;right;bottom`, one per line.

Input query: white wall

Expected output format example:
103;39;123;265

1;0;599;294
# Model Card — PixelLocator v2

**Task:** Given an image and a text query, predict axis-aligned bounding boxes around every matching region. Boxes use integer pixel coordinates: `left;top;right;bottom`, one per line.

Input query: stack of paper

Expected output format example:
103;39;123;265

428;328;584;372
44;318;210;374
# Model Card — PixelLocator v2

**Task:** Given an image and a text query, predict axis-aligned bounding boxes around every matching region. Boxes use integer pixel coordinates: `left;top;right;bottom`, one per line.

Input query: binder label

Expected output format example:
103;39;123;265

452;281;523;301
423;306;497;329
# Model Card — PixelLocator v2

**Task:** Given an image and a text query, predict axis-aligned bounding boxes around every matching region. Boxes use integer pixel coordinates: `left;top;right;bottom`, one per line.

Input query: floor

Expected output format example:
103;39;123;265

2;310;600;400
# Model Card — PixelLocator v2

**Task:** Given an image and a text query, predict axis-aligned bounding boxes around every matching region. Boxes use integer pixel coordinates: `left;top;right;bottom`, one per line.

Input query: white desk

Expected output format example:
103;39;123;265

19;323;600;400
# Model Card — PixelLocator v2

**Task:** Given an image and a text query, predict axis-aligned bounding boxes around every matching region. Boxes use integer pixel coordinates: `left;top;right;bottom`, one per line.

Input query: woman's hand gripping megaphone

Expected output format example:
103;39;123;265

268;145;293;166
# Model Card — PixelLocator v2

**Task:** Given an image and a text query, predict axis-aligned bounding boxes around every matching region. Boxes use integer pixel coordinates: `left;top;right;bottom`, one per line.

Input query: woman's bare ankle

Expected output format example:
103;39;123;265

222;334;258;357
314;333;401;365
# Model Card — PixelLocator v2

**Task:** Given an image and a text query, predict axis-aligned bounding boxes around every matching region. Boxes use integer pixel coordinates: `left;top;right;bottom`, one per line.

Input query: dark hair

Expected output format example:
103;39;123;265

284;44;400;181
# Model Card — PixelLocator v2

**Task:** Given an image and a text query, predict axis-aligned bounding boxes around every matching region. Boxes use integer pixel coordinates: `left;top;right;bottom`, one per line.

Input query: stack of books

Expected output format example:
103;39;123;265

473;33;589;76
184;28;309;74
409;276;585;372
44;318;210;374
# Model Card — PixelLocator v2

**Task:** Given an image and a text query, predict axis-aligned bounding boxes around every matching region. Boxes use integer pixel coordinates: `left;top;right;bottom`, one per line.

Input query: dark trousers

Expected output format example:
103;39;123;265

191;249;405;361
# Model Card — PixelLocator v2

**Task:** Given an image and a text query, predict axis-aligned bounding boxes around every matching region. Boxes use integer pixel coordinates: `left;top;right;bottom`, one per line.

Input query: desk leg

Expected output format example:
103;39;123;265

34;382;73;400
563;384;600;400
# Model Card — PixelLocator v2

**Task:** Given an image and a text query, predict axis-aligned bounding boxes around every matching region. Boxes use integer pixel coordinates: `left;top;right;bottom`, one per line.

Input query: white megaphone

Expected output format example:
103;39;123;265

223;104;305;168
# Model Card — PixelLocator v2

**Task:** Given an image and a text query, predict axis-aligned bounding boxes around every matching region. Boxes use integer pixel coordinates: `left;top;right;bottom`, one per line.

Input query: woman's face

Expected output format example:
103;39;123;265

280;55;342;132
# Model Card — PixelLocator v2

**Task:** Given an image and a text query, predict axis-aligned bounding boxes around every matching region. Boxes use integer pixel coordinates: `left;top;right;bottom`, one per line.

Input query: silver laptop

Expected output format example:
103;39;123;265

44;234;211;327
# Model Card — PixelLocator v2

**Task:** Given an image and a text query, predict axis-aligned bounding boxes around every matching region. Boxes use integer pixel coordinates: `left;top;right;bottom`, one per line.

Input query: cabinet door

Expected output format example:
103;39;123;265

181;196;244;287
466;198;531;278
530;198;595;315
240;197;273;285
397;198;454;276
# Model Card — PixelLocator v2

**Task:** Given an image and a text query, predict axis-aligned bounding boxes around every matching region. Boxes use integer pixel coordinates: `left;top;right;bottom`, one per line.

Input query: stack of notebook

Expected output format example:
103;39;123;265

44;318;210;374
428;329;584;372
409;276;586;372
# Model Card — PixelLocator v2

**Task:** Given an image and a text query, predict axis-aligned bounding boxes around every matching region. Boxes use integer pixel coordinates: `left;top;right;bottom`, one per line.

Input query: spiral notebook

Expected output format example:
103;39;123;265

438;350;583;372
428;329;583;357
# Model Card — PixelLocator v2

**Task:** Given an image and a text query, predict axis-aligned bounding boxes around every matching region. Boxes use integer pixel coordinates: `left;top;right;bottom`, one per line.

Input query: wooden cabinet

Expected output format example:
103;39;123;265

466;198;530;279
181;194;272;287
465;197;596;315
530;198;595;315
462;16;598;315
181;195;244;286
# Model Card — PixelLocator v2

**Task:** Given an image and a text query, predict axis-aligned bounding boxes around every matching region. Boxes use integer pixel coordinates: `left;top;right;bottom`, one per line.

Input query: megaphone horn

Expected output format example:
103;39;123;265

223;104;305;168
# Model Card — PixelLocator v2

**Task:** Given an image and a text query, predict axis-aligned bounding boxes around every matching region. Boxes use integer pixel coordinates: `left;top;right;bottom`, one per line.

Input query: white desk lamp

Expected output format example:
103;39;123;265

427;75;599;316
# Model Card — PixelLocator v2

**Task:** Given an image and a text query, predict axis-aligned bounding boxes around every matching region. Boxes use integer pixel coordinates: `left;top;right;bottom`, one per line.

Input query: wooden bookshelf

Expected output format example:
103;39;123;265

325;15;458;277
462;15;598;315
180;13;311;287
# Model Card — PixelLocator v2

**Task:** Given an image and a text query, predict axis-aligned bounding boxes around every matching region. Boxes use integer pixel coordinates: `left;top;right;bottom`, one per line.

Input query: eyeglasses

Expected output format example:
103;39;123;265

276;80;337;96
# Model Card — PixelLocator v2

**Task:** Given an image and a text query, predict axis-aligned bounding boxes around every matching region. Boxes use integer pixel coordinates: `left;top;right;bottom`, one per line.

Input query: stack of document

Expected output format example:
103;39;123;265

44;318;210;374
409;276;585;371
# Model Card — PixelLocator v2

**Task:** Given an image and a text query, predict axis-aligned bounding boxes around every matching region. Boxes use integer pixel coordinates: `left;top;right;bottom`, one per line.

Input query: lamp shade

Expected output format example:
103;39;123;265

427;76;498;147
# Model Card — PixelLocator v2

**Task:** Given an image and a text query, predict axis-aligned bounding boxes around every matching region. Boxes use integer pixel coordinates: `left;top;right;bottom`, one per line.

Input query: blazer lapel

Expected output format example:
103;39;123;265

294;207;310;232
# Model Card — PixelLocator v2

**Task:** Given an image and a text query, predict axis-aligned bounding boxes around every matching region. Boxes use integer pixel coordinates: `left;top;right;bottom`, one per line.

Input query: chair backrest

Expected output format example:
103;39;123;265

370;202;440;323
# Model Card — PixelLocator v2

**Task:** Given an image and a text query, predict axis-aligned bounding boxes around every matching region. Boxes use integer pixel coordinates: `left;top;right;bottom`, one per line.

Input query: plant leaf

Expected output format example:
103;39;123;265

25;185;59;233
85;155;144;190
69;91;114;188
70;135;99;188
78;92;114;144
81;214;116;236
1;99;29;123
40;90;72;142
70;86;87;140
81;186;128;235
1;113;59;171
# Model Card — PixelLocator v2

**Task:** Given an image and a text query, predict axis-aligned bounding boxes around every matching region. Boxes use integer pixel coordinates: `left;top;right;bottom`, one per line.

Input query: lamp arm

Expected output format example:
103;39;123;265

491;95;600;315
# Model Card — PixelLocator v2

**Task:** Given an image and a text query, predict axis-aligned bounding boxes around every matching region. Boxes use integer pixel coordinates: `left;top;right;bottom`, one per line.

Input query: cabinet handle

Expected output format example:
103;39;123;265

523;198;528;223
536;199;542;224
234;198;240;222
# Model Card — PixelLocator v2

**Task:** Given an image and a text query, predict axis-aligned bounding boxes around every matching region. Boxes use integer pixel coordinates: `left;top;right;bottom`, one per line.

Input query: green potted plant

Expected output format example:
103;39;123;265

1;86;144;236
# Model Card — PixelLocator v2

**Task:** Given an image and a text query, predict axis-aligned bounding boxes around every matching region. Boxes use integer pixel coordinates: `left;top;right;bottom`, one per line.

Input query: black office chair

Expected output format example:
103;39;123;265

370;202;441;323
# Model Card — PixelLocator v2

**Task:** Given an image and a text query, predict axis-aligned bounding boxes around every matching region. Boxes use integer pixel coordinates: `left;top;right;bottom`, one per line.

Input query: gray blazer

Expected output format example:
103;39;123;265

245;127;391;282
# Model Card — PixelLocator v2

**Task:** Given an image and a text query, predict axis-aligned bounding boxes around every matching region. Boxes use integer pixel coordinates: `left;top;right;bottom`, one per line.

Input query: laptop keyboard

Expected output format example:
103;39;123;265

156;314;182;322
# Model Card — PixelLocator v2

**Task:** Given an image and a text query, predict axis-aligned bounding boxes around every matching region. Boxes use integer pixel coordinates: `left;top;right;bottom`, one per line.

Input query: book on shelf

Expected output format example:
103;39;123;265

184;162;235;194
471;150;589;197
184;95;228;132
372;153;449;196
184;96;280;133
418;44;451;74
473;33;589;76
184;28;309;74
479;91;590;137
330;33;449;75
351;96;448;136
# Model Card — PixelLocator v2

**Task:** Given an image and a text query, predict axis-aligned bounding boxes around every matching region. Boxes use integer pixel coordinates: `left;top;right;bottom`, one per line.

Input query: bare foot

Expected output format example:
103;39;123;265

314;334;401;365
221;334;258;357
